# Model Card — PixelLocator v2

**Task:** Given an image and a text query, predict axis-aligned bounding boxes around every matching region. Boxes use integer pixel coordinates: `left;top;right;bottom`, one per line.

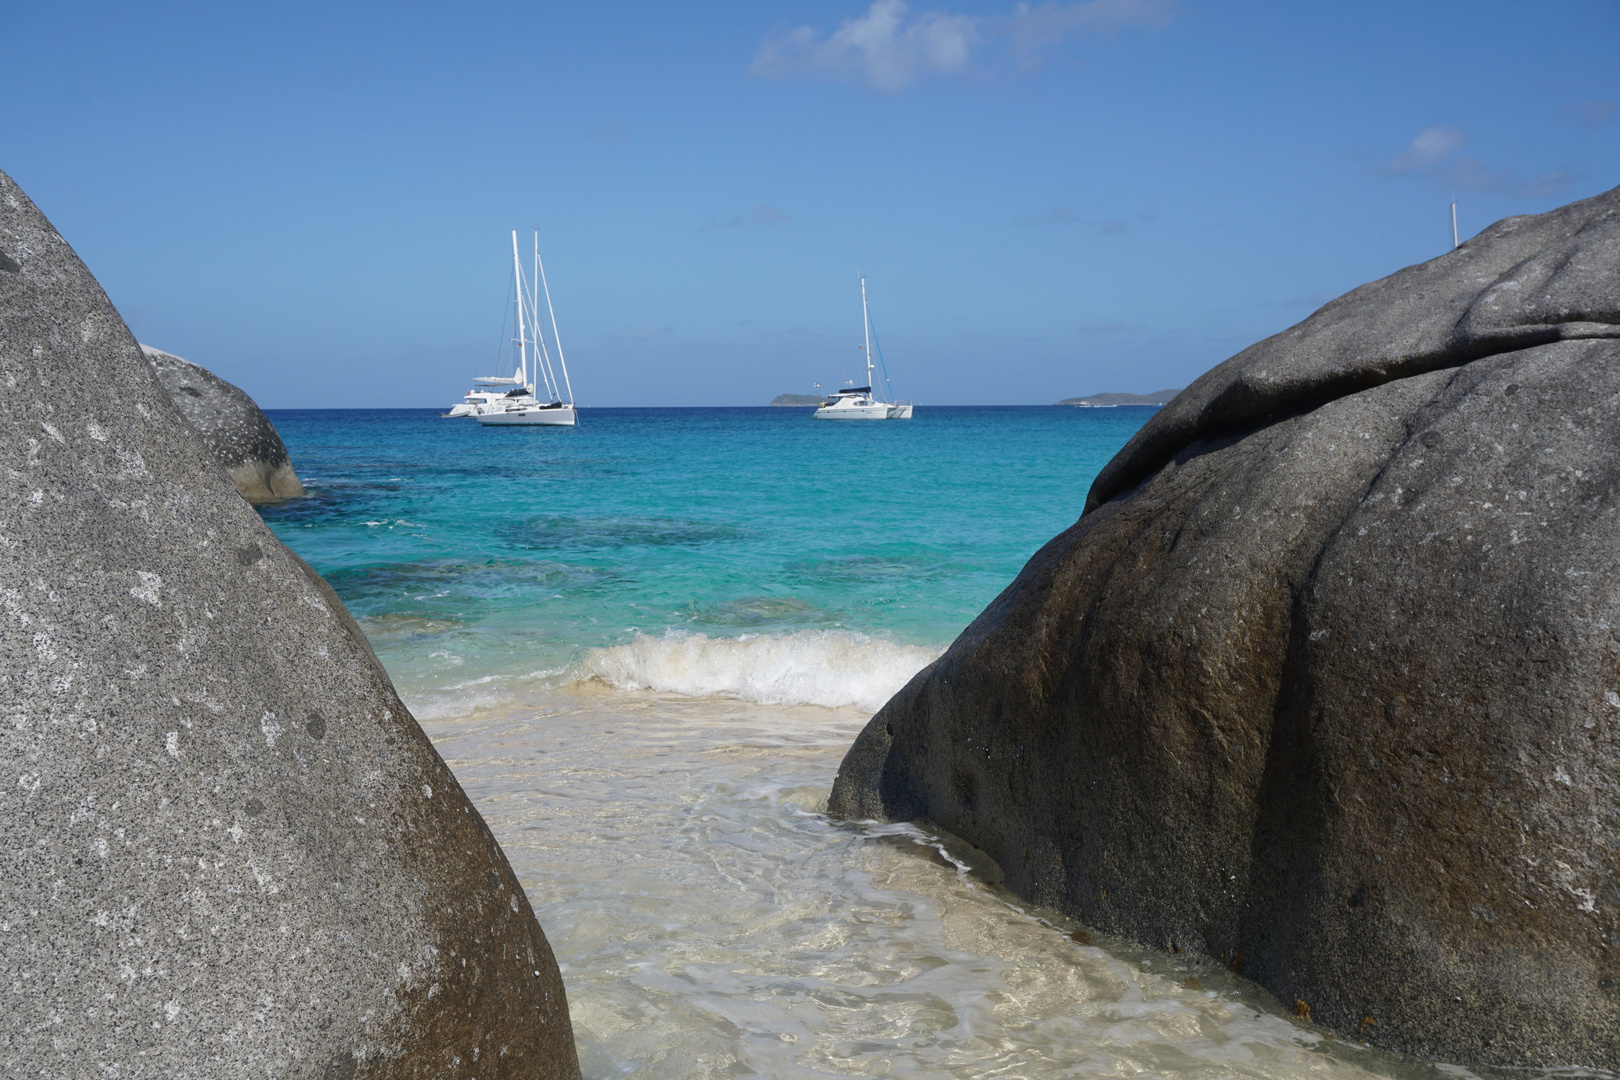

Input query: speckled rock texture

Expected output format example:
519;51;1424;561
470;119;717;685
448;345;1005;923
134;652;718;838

0;170;580;1077
140;344;305;503
831;186;1620;1069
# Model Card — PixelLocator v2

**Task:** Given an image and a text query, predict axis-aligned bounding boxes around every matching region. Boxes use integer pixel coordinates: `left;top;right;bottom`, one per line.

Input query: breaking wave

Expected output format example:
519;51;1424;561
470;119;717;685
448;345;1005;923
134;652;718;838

574;629;941;712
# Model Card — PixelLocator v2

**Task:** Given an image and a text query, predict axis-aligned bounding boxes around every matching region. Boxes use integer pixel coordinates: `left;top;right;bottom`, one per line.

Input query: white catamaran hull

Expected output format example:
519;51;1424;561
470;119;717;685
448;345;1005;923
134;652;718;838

444;382;527;417
813;400;890;419
456;231;579;428
813;278;913;421
476;405;577;427
812;397;913;420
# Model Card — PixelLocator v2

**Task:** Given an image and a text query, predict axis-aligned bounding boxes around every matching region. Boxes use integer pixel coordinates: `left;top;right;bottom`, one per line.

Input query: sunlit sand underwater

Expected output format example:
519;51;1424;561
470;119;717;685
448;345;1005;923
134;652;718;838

262;408;1605;1079
427;687;1520;1080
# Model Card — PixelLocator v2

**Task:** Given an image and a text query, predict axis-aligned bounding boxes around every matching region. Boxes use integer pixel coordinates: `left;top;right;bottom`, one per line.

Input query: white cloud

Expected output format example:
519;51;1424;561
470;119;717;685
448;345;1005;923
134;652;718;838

750;0;978;91
1377;126;1573;200
1006;0;1174;68
751;0;1172;91
1383;126;1466;175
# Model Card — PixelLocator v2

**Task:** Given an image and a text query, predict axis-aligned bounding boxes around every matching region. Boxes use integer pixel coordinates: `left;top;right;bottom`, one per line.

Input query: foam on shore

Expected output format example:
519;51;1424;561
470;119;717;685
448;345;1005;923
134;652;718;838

572;629;940;712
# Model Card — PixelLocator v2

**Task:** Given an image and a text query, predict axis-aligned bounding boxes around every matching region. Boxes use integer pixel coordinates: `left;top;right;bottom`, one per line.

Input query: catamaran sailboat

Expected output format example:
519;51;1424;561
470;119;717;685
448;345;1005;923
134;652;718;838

476;231;577;427
444;378;532;418
814;276;912;420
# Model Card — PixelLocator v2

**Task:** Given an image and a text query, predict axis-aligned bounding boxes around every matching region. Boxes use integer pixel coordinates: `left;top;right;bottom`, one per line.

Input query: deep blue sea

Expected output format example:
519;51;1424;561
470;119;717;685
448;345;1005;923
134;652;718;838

260;405;1154;718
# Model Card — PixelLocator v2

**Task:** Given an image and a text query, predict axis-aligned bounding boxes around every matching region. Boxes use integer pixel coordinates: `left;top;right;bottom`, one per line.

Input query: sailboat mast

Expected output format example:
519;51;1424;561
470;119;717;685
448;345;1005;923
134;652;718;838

861;275;874;397
529;232;553;400
536;239;575;406
511;231;529;390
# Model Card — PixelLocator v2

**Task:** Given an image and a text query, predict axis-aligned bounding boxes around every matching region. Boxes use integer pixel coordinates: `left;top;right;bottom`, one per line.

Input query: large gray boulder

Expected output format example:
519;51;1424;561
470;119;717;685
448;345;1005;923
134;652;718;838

141;344;306;503
832;186;1620;1068
0;170;580;1076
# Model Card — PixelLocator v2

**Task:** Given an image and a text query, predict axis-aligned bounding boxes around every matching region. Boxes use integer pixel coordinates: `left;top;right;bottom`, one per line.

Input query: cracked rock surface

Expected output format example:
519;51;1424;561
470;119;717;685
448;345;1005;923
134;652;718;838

141;345;305;503
0;169;581;1078
831;185;1620;1068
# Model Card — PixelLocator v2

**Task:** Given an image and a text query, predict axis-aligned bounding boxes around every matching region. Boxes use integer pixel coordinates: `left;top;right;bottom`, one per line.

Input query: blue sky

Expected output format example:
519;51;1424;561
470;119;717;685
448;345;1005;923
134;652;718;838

4;1;1616;407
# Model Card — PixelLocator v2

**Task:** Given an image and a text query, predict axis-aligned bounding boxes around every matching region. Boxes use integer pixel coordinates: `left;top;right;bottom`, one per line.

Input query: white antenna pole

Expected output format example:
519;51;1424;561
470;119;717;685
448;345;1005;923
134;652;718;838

536;238;575;405
861;275;874;396
511;231;529;390
1451;202;1459;250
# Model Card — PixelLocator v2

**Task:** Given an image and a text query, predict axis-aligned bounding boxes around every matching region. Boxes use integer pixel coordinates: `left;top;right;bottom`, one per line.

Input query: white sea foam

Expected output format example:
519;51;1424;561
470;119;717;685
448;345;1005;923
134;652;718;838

405;680;521;722
574;629;940;712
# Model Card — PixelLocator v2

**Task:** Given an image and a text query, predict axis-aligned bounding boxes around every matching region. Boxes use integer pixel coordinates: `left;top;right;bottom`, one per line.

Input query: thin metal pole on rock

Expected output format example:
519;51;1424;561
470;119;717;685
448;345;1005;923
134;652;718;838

1451;202;1459;250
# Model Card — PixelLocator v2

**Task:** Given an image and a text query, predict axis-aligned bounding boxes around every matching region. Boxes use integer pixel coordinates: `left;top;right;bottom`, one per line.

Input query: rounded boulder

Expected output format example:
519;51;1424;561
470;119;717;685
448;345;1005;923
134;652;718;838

832;186;1620;1069
141;344;306;502
0;169;580;1077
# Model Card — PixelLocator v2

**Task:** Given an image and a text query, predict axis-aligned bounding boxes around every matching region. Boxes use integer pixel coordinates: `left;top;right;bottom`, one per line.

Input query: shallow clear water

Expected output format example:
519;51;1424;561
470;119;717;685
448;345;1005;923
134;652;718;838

261;406;1145;716
261;408;1599;1079
450;694;1466;1080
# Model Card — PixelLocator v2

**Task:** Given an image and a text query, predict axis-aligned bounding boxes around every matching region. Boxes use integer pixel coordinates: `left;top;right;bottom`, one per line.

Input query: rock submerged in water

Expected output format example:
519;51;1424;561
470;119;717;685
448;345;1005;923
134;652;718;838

0;170;580;1077
141;344;306;503
832;186;1620;1068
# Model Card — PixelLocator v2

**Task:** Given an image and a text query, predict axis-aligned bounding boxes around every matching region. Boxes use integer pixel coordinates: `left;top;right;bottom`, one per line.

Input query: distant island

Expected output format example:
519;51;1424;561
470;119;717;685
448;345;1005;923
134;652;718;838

770;393;824;406
1057;389;1181;406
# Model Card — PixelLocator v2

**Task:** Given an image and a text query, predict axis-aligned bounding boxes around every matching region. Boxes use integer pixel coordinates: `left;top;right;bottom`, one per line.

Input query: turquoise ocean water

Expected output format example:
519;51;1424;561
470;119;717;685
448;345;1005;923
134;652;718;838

261;406;1154;718
256;406;1574;1079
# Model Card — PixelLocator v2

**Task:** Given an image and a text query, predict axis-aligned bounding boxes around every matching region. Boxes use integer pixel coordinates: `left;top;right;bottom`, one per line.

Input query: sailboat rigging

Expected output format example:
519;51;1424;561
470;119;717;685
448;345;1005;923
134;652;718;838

472;230;578;427
813;276;913;420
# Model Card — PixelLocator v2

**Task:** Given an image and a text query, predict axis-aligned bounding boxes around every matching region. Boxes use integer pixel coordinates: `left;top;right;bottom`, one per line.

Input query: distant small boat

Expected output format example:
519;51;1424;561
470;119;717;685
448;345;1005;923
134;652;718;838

814;277;912;421
474;231;577;427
